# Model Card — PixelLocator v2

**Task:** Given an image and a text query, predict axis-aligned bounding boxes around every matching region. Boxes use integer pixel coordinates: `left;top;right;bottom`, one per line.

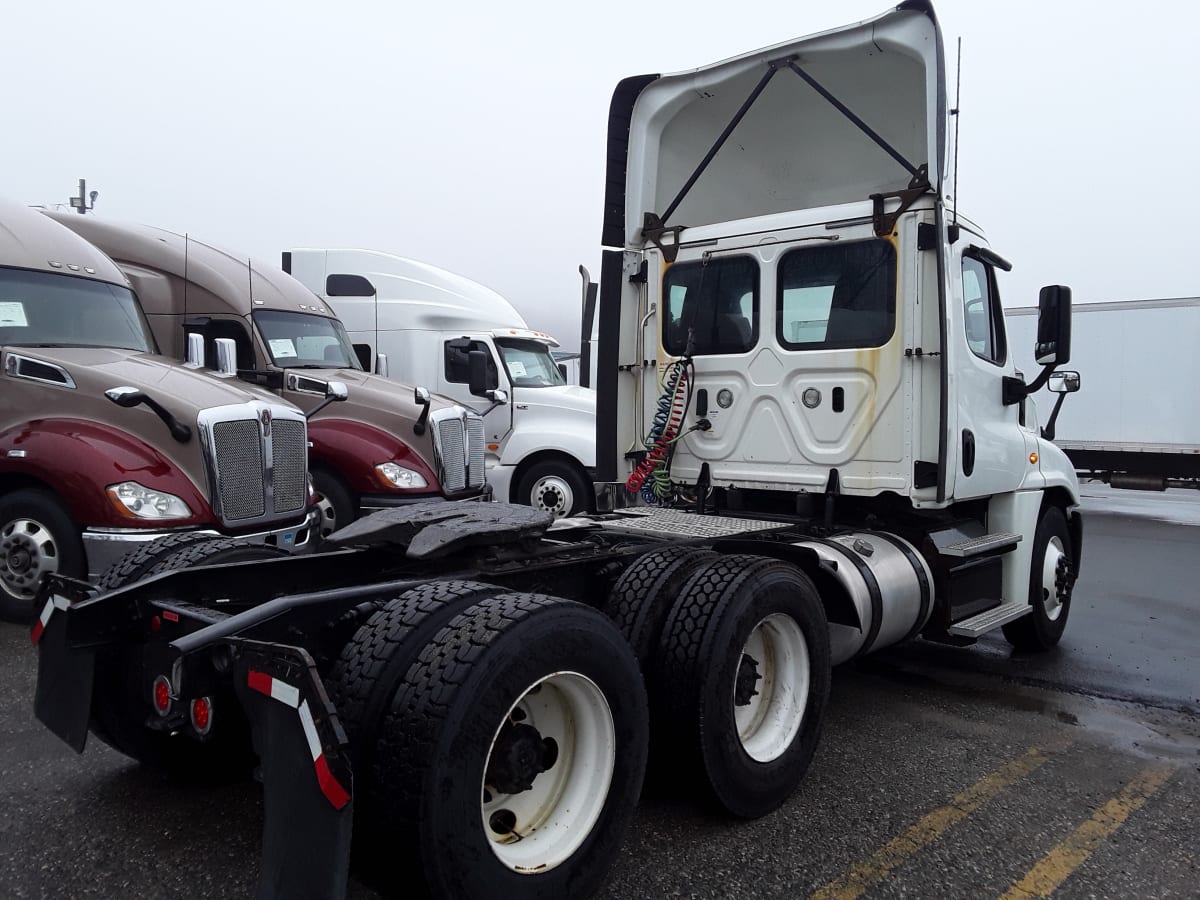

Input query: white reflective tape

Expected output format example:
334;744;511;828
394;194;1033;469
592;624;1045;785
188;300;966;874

298;700;322;762
52;594;70;611
38;600;55;628
271;679;301;709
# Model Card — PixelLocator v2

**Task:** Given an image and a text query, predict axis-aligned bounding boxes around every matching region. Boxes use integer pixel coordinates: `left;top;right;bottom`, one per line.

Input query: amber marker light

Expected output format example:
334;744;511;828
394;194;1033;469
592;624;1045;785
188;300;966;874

1029;452;1039;464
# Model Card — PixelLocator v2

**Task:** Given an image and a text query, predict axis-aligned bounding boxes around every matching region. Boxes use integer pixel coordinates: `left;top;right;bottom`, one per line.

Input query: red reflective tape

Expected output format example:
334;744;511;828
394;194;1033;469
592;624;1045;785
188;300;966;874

162;610;180;623
30;620;45;646
313;753;350;810
247;669;273;697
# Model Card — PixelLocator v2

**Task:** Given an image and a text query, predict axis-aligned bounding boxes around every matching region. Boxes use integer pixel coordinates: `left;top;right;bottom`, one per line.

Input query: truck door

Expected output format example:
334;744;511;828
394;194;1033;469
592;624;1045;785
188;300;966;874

439;336;514;445
949;247;1027;500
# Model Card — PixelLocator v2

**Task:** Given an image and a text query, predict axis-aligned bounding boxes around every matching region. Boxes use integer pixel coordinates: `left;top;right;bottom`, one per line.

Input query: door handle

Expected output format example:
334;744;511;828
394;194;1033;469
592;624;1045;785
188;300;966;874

962;429;976;477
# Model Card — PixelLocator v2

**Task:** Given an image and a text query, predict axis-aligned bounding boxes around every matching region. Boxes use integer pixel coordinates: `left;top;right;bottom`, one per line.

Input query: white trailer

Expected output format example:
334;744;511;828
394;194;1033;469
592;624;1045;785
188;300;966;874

1006;298;1200;488
284;250;597;517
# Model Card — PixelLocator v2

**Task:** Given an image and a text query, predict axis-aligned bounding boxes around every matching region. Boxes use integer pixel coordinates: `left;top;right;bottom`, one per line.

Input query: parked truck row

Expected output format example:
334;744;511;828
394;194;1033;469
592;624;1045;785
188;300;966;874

28;2;1089;899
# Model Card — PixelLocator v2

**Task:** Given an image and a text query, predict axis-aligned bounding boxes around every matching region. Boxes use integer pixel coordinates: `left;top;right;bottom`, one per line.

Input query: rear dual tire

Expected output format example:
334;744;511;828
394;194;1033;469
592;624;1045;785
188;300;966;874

364;594;648;900
606;548;831;818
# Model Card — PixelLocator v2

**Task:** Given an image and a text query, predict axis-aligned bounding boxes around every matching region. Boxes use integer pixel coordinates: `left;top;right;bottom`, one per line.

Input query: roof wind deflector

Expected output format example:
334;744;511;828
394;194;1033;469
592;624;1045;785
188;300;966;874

642;48;937;255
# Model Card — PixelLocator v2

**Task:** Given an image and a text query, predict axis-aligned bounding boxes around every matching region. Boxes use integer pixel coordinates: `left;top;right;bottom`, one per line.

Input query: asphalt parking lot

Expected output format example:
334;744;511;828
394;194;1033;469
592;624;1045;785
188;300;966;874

2;486;1197;899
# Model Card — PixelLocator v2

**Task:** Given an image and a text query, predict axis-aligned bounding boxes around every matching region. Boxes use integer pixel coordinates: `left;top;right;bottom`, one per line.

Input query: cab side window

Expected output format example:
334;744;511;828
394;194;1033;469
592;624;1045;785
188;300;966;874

961;256;1007;365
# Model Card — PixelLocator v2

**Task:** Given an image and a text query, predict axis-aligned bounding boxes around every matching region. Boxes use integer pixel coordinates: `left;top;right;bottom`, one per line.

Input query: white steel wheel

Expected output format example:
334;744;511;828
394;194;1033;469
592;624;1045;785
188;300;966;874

480;671;616;873
1040;536;1068;622
530;475;575;518
733;612;811;763
0;518;61;601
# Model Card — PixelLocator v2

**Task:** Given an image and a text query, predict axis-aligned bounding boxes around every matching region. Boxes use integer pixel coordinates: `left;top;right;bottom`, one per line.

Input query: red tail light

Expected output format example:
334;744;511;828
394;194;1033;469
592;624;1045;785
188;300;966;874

152;675;172;717
190;697;213;736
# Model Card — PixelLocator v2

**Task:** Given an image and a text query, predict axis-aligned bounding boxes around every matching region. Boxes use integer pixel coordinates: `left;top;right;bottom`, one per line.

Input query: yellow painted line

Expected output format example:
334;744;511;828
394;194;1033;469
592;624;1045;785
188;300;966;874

811;741;1068;900
999;763;1174;899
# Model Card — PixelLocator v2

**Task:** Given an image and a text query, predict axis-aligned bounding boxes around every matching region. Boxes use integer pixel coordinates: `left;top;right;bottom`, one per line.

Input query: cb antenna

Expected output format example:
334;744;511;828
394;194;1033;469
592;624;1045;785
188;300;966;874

950;36;963;228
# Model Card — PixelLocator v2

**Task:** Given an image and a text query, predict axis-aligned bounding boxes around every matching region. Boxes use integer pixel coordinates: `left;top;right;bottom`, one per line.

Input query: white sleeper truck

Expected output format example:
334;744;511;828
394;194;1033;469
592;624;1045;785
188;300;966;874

283;250;598;517
31;4;1084;899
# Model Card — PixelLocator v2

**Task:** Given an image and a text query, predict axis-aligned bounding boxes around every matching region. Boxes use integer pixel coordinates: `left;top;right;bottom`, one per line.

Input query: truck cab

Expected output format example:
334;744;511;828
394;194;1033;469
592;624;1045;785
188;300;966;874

0;199;317;619
285;250;597;517
595;0;1082;643
44;215;489;532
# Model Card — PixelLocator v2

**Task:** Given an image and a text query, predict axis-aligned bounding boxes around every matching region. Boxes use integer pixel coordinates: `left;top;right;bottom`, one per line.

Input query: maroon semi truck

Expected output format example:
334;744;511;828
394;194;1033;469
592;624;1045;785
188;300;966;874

45;212;490;533
0;198;319;620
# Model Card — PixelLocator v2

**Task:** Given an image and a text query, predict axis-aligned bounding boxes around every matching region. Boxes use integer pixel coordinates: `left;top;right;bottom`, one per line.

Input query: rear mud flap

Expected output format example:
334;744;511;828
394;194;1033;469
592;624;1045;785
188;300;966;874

232;644;354;900
33;594;94;753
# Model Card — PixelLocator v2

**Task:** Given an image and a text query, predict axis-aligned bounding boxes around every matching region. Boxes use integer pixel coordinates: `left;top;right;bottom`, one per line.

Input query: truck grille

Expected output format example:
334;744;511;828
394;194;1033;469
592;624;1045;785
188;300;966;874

201;403;310;525
272;419;307;513
212;421;266;520
431;409;487;494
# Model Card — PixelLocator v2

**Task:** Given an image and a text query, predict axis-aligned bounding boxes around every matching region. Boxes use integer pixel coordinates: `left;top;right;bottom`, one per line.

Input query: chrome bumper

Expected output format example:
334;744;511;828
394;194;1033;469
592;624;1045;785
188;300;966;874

82;508;321;579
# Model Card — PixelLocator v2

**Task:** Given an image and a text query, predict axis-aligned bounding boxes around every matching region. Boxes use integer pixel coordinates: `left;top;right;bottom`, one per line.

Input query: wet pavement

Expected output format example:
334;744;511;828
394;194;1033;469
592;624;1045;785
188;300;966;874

1;489;1197;898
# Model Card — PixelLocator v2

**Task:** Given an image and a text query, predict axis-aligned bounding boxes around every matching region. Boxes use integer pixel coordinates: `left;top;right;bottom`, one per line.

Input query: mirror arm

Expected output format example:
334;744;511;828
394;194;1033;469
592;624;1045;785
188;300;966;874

1041;392;1068;441
1002;363;1057;406
413;400;431;436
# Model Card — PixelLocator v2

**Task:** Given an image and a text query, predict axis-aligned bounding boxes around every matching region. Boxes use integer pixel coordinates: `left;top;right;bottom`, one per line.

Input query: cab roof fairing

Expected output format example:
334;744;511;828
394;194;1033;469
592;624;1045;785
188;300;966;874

602;0;948;250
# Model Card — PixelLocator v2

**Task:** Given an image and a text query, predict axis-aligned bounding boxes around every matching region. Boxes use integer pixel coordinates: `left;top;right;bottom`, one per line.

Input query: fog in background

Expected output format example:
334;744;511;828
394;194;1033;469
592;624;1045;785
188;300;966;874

4;0;1194;351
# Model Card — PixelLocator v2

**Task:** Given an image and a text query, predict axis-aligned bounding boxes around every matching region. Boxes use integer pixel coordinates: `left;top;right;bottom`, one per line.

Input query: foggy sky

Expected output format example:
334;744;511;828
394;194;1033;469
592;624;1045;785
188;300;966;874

4;0;1195;351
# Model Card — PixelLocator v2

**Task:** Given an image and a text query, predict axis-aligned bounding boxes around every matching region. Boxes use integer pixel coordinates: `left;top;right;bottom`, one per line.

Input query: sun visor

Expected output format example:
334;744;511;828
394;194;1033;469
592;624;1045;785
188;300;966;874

605;1;945;249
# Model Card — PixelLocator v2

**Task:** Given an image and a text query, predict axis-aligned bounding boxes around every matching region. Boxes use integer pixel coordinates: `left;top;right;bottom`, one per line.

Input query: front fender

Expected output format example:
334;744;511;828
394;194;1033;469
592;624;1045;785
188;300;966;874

0;419;211;527
498;419;596;470
306;418;439;495
1027;437;1081;506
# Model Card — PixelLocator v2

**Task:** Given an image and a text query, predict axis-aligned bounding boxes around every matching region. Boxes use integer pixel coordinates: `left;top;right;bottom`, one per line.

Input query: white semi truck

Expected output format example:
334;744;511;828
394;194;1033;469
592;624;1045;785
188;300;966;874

32;3;1085;899
1007;297;1200;489
283;250;598;517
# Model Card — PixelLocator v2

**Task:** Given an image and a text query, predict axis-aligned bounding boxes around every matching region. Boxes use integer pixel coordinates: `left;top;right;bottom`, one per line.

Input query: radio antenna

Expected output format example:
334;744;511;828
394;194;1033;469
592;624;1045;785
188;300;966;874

950;37;963;228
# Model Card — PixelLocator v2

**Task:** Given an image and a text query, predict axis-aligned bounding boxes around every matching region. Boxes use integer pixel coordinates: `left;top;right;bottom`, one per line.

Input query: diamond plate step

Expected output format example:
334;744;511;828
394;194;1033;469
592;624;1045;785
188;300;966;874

605;508;786;539
948;601;1032;637
939;532;1021;558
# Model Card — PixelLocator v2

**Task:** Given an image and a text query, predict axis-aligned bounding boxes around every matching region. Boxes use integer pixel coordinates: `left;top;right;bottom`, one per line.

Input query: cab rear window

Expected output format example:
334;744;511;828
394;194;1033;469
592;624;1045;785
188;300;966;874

662;257;758;356
777;240;896;350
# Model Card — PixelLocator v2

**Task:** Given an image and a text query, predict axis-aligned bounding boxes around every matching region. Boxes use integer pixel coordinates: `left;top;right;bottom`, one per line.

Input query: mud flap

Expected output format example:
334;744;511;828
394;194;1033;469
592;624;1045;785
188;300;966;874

33;593;94;753
232;643;354;900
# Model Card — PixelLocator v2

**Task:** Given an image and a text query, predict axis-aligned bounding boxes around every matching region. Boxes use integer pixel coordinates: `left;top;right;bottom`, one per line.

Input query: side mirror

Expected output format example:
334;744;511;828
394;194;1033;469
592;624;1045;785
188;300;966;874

1048;370;1081;394
413;385;432;436
557;363;569;381
305;380;349;420
467;349;494;397
105;386;147;408
487;389;509;405
1035;285;1072;366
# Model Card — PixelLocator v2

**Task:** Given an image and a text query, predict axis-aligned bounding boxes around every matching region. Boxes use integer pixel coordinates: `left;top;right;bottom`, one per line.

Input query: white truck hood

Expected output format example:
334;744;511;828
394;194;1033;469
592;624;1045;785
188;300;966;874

603;0;946;248
516;384;595;415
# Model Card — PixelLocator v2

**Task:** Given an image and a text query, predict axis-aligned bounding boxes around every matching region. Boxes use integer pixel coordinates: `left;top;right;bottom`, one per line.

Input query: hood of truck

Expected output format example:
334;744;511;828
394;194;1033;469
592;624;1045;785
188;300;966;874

515;384;596;415
21;346;282;412
287;366;463;422
604;0;945;248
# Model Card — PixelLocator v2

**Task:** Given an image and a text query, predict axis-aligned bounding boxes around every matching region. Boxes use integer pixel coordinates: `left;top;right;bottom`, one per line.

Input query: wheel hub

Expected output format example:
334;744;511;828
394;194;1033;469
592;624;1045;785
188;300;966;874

0;519;58;599
734;653;761;706
485;721;558;794
1054;555;1073;605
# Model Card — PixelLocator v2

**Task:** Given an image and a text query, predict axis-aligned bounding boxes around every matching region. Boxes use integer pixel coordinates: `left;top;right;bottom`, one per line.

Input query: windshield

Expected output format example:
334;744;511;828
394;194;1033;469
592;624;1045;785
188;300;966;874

0;267;154;352
495;338;565;388
253;309;362;370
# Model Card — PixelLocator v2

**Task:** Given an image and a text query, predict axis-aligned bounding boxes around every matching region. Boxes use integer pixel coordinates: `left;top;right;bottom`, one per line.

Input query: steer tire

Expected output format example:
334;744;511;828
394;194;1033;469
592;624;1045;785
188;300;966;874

89;538;289;780
1003;507;1075;652
0;488;86;623
370;593;648;900
327;580;511;869
657;555;830;818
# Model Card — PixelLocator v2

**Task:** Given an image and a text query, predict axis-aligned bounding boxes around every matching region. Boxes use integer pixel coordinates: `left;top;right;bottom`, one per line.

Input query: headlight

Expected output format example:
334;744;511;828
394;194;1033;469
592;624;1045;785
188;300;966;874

376;462;428;490
106;482;193;519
